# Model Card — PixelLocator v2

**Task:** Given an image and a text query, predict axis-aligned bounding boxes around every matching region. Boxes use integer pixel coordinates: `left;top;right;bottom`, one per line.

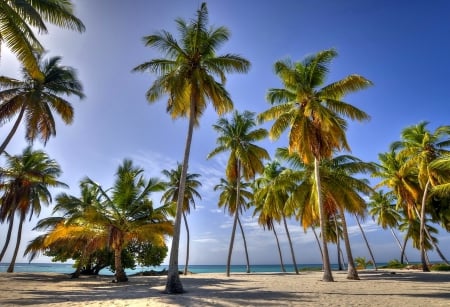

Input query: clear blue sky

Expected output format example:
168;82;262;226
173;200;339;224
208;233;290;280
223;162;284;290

1;0;450;266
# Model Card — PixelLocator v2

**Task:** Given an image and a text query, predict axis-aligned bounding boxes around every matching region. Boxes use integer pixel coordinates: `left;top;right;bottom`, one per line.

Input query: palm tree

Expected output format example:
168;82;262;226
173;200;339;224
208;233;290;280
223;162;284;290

392;122;450;271
0;0;85;79
0;146;66;272
258;49;372;281
253;160;299;274
354;214;377;270
208;110;269;276
368;190;409;264
0;55;85;154
161;163;202;275
132;3;250;293
214;177;253;275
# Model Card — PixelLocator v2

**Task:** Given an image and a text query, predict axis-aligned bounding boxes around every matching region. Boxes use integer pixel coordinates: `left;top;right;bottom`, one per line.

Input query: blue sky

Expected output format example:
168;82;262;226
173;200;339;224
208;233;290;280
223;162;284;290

1;0;450;266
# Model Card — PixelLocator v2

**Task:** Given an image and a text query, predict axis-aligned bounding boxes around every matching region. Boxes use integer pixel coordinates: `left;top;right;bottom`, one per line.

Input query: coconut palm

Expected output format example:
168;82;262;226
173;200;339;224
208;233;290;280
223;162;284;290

132;2;250;293
354;214;377;270
214;177;253;275
392;122;450;271
0;55;84;154
161;163;202;275
258;49;372;281
368;190;409;264
0;146;66;272
208;110;269;276
0;0;85;79
253;160;299;274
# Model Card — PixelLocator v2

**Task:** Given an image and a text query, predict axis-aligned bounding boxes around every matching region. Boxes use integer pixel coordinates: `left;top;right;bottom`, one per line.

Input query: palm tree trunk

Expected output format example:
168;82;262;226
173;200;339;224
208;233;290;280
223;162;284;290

165;99;196;294
390;228;409;264
237;216;251;273
339;247;347;270
0;105;25;155
7;214;25;273
113;244;128;282
226;162;241;277
420;180;430;272
354;214;377;270
335;215;343;271
0;214;15;262
339;208;359;280
182;211;190;275
272;226;286;273
283;215;299;274
311;225;323;262
314;157;333;282
401;236;409;265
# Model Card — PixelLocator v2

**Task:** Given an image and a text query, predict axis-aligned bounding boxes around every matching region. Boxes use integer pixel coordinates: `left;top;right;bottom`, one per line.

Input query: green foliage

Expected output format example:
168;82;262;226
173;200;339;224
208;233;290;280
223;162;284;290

127;240;168;267
354;256;373;269
430;264;450;271
384;259;407;269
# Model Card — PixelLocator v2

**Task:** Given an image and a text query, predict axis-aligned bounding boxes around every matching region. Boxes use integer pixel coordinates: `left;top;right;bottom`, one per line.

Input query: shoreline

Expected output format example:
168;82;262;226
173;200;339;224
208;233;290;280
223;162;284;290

1;269;449;306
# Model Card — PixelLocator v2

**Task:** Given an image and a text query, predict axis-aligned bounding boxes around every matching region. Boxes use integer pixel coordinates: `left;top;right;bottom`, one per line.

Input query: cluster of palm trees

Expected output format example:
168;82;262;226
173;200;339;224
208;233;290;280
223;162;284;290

1;1;449;297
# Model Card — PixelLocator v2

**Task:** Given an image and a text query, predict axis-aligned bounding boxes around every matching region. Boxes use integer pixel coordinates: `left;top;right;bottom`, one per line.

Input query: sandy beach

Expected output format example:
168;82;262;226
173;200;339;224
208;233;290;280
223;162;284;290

1;269;449;306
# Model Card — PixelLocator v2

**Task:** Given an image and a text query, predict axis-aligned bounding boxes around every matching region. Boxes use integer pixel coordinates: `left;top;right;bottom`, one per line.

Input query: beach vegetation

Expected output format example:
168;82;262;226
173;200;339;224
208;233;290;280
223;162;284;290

0;146;66;272
354;256;373;269
0;0;85;80
258;48;372;282
0;55;84;155
132;2;250;293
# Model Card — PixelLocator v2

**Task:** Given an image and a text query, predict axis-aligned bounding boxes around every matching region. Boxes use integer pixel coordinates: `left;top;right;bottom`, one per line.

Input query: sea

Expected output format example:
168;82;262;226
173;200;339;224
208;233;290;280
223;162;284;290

0;262;340;275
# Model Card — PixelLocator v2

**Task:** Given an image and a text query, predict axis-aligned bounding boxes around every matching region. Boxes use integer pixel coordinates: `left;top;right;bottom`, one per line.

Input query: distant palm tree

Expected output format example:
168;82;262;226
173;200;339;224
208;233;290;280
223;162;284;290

132;2;250;293
0;0;85;79
0;55;84;154
208;110;269;276
214;177;253;275
253;160;299;274
258;49;372;281
0;146;66;272
161;163;202;275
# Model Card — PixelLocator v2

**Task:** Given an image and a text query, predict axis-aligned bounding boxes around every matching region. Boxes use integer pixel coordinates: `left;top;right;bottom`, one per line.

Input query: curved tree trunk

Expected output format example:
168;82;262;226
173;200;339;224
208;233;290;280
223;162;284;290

391;228;409;264
0;105;26;155
339;247;347;270
419;180;430;272
237;216;251;273
7;214;25;273
0;214;15;262
226;162;241;277
272;226;286;273
311;225;323;263
314;157;333;282
283;215;299;274
165;99;196;294
354;214;377;270
401;236;409;265
339;209;359;280
113;237;128;282
182;211;190;275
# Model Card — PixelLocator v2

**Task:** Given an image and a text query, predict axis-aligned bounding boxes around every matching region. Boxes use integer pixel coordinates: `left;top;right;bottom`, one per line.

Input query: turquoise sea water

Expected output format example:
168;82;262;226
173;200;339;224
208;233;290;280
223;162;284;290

0;262;341;275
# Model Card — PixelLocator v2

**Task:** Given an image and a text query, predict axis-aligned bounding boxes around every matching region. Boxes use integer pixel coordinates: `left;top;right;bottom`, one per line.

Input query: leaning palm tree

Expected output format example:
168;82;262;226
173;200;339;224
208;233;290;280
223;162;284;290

392;122;450;271
208;110;269;276
132;2;250;293
0;146;66;272
0;0;85;79
258;49;372;281
0;55;85;154
161;163;202;275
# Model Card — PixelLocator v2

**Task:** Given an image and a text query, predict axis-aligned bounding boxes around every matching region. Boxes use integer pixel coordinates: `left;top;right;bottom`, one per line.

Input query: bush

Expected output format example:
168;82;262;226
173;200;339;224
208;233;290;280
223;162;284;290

383;259;407;269
430;264;450;271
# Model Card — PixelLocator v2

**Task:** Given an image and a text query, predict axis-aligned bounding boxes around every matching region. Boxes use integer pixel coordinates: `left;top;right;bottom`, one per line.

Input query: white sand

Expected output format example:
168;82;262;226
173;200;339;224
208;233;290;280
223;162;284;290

1;269;449;306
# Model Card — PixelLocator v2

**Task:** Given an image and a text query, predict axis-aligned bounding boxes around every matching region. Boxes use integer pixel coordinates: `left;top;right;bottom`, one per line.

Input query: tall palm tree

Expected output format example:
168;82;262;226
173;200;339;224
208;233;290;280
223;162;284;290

392;122;450;271
253;160;299;274
132;3;250;293
0;0;85;79
0;146;66;272
258;49;372;281
161;163;202;275
368;190;409;264
0;55;84;154
208;110;269;276
214;177;253;275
